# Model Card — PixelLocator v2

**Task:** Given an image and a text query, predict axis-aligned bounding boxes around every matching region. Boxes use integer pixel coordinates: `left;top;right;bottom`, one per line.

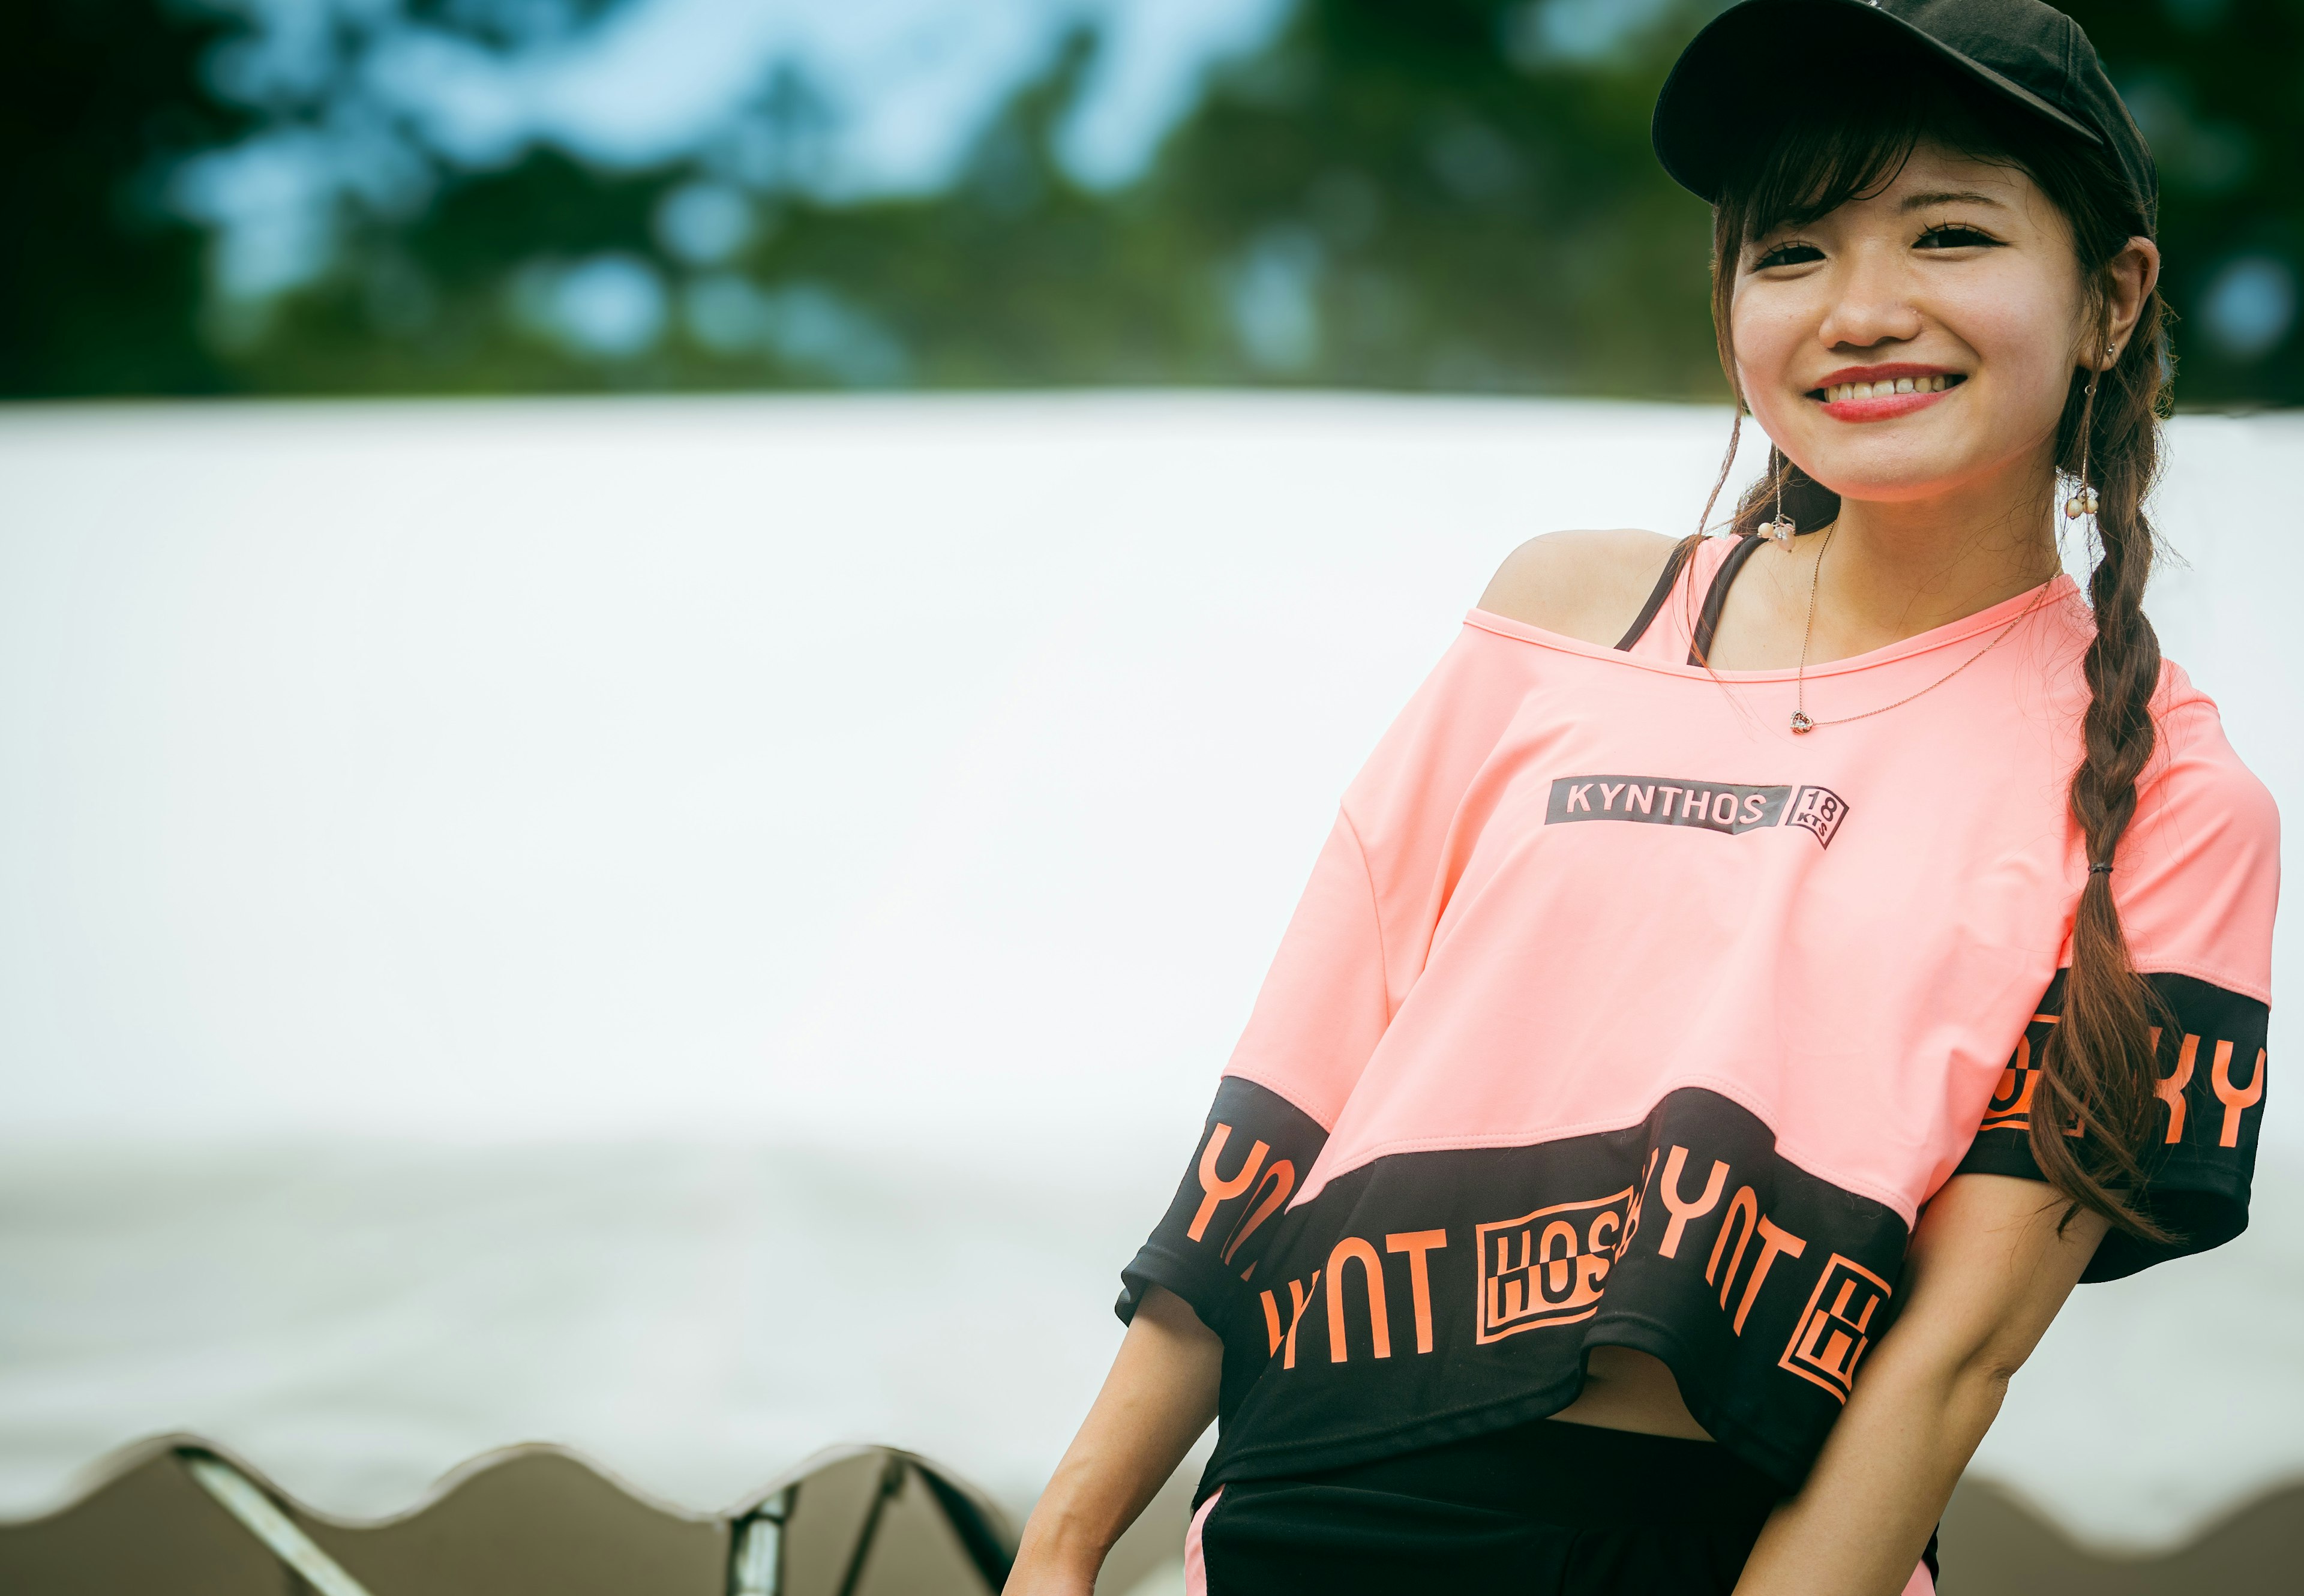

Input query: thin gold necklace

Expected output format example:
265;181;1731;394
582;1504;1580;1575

1787;526;2057;735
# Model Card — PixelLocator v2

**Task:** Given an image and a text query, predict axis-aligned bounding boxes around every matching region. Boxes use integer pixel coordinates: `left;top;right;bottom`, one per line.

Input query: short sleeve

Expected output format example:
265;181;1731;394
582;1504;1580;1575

1116;625;1535;1339
1216;812;1394;1128
1955;970;2270;1281
1117;813;1383;1333
1115;1076;1331;1334
1955;675;2277;1282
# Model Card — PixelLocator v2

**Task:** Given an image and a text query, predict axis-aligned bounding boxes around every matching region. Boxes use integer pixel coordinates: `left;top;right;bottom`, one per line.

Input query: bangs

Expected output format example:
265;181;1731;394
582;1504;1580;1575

1696;56;2157;546
1721;66;2033;248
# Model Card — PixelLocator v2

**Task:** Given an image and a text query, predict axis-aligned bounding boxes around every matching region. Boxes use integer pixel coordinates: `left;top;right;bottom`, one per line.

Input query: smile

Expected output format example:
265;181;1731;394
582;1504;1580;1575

1806;367;1966;422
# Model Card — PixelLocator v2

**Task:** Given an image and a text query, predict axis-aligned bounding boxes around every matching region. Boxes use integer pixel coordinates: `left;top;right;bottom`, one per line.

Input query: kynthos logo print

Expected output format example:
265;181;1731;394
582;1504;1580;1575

1546;775;1849;847
1472;1189;1634;1343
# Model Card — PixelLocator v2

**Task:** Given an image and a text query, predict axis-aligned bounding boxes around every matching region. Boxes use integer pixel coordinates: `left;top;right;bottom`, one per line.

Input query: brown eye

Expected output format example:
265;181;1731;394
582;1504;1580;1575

1916;224;1999;250
1753;241;1823;269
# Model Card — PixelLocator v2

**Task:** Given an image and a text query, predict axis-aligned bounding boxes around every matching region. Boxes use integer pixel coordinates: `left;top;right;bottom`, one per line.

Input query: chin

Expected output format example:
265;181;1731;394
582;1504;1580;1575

1803;466;1970;504
1793;431;2011;506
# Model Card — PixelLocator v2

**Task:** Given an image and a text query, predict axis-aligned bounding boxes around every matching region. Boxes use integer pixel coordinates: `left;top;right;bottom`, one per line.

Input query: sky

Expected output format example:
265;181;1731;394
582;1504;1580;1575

175;0;1298;301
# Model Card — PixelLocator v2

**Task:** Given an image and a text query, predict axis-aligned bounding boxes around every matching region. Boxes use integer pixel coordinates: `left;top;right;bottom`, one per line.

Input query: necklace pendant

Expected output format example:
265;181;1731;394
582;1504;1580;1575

1789;710;1815;734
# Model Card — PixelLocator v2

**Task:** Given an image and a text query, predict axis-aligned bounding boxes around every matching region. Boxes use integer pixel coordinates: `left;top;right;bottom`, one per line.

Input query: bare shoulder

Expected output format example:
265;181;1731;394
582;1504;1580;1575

1477;528;1684;647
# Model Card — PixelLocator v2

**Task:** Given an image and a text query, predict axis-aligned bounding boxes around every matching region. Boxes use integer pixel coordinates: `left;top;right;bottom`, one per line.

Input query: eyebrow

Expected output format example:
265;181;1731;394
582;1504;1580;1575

1900;190;2008;211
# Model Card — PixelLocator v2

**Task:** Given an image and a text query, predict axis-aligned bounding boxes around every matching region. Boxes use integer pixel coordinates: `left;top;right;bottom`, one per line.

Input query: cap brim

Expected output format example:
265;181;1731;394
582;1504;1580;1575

1652;0;2102;204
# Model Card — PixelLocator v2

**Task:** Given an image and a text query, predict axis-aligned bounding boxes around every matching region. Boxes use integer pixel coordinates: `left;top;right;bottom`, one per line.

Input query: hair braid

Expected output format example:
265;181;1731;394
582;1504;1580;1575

1705;67;2182;1241
2030;302;2174;1238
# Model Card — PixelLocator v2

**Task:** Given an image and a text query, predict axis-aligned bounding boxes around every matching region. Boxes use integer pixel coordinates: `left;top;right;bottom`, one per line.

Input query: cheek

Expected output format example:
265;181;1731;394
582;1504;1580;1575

1729;296;1807;419
1959;296;2073;422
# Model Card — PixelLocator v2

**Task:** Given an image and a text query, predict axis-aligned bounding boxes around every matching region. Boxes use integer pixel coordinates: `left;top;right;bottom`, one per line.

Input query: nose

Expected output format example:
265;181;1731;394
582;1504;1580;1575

1815;242;1924;353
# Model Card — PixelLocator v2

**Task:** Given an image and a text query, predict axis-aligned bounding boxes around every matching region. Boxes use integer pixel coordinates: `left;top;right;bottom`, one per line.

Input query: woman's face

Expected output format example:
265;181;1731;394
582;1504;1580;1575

1730;139;2099;508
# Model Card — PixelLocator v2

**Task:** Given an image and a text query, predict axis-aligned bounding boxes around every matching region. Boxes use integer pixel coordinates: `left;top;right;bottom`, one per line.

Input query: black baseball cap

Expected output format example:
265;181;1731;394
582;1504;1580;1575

1652;0;2156;216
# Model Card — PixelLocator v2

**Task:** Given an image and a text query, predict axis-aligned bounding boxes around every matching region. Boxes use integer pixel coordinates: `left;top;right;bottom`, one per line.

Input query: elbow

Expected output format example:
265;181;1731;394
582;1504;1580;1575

1950;1354;2018;1433
1863;1324;2027;1437
1954;1318;2038;1399
1940;1344;2025;1447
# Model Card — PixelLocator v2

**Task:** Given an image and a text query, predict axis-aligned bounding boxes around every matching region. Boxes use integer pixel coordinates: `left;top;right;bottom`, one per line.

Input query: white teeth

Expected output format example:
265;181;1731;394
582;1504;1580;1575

1822;375;1951;402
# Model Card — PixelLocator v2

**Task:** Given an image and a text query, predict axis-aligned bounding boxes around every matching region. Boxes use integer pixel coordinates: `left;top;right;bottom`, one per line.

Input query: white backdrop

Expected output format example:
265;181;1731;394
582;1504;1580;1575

0;394;2296;1550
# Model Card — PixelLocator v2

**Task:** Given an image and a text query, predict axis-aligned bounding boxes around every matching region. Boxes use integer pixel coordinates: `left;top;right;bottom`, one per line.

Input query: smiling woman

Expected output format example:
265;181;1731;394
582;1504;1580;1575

1006;6;2278;1596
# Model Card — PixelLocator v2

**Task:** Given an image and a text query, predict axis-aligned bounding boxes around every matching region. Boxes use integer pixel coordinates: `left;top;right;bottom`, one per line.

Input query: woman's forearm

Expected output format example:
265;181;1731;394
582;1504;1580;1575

1006;1286;1223;1594
1732;1334;2008;1595
1733;1175;2107;1596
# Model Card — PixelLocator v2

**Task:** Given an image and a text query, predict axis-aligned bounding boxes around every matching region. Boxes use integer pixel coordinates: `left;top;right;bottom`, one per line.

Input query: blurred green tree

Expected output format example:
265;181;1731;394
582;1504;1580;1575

2069;0;2303;403
0;0;247;392
2;0;2296;404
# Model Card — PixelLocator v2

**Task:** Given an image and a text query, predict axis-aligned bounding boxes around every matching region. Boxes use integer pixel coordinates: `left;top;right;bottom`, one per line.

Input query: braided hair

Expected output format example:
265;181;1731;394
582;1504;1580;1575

1699;70;2175;1241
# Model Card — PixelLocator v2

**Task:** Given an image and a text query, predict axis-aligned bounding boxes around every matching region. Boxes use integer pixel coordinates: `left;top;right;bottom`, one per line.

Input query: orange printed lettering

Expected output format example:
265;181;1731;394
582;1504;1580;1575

1540;1220;1581;1297
1657;1145;1730;1259
1260;1289;1284;1355
1326;1238;1391;1363
1188;1123;1269;1241
1613;1148;1660;1260
2156;1033;2197;1144
1781;1254;1894;1402
1980;1032;2038;1133
1283;1271;1320;1369
1222;1159;1296;1264
1587;1210;1619;1258
1477;1188;1631;1342
1733;1217;1807;1334
2213;1042;2265;1148
1706;1186;1759;1304
1385;1229;1448;1354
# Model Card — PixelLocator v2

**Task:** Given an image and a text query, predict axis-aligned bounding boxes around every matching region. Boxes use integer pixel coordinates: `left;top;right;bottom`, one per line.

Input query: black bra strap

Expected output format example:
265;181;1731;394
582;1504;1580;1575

1613;535;1702;652
1688;532;1766;666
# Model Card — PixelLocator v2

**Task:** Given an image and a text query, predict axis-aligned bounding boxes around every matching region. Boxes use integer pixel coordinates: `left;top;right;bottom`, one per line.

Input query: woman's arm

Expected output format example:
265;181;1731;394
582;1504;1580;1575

1005;1285;1225;1595
1734;1173;2108;1596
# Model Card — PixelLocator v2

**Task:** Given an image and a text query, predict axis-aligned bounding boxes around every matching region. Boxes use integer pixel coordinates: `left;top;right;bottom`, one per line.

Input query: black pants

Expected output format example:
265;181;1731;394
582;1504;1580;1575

1195;1419;1787;1595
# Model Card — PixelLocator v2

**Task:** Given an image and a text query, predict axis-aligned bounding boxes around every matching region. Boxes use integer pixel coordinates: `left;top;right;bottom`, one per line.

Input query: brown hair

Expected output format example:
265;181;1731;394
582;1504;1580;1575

1699;73;2175;1241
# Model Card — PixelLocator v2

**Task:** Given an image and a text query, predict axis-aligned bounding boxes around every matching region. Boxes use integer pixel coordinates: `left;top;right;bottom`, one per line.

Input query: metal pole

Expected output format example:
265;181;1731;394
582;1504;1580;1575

179;1452;378;1596
730;1486;792;1596
832;1457;907;1596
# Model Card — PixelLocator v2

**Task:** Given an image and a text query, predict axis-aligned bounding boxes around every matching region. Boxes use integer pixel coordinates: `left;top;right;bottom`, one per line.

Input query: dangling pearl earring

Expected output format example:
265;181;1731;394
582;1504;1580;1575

2063;353;2107;522
1759;447;1796;542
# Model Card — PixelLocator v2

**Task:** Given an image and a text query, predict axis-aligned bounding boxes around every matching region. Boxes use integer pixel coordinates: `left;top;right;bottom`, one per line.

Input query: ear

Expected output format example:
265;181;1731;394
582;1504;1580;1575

2092;236;2162;370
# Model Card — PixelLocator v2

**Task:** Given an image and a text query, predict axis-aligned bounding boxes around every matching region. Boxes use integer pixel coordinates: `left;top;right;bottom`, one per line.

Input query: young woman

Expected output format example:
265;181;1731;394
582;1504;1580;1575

1008;3;2276;1592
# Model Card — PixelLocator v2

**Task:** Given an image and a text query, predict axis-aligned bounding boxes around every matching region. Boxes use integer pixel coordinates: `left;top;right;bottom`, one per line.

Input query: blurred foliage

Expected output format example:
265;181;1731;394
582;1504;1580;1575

1;0;250;392
3;0;2299;403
